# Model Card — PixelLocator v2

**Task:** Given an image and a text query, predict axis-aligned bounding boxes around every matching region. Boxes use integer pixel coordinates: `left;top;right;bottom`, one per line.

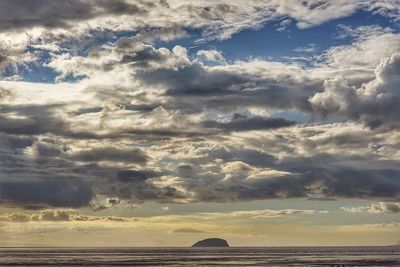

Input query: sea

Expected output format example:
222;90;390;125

0;246;399;266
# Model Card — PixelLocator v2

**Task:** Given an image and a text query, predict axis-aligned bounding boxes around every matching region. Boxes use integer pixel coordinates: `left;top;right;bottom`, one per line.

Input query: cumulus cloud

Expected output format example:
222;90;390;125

368;202;400;214
314;25;400;84
196;50;226;63
310;53;400;128
342;202;400;214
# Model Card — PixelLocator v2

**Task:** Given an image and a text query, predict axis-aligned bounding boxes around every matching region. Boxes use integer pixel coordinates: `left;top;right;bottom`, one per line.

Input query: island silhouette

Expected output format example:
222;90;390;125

191;238;230;247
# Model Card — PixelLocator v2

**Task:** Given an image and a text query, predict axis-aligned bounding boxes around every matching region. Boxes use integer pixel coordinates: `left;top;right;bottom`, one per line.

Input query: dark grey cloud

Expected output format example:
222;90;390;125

0;104;77;137
0;134;34;150
320;169;400;199
202;115;296;132
136;61;255;97
0;104;110;140
71;106;103;116
0;141;159;208
71;147;149;165
0;0;143;30
120;45;167;67
0;102;209;143
0;114;66;135
133;56;321;115
268;157;400;200
0;112;101;140
0;179;93;209
100;181;186;204
116;169;158;183
176;164;196;178
179;166;400;203
0;0;93;30
188;147;276;168
122;128;207;139
0;126;399;208
32;141;64;159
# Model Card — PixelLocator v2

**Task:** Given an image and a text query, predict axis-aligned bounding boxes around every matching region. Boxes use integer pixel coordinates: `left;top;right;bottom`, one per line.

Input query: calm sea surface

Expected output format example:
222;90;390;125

0;246;399;266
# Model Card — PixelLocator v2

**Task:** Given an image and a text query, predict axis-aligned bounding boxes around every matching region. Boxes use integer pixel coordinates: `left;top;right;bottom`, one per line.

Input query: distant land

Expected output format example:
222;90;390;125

191;238;230;247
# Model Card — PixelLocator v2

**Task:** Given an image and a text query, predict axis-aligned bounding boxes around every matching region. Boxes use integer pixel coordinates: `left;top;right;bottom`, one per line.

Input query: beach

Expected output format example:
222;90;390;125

0;246;399;266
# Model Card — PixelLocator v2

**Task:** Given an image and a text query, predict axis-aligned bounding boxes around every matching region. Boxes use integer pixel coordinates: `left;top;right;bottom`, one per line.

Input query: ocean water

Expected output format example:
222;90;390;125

0;246;399;266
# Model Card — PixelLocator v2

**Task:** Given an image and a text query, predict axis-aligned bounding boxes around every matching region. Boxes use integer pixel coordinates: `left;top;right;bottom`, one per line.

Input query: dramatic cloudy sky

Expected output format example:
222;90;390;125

0;0;399;247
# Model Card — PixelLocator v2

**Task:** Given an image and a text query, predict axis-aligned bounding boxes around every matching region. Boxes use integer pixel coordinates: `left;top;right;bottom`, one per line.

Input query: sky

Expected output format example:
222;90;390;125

0;0;399;247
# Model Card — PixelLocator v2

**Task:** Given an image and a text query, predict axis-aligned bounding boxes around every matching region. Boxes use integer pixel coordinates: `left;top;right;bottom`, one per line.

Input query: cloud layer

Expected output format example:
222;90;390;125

0;209;137;222
0;0;399;210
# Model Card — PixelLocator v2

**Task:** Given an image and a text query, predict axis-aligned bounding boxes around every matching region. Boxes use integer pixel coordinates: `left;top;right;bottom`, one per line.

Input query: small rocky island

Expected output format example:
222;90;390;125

191;238;230;247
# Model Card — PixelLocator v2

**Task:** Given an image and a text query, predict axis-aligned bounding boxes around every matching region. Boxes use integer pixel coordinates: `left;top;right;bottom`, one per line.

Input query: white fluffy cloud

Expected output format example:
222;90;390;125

310;52;400;128
229;208;328;218
0;0;398;75
341;202;400;214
